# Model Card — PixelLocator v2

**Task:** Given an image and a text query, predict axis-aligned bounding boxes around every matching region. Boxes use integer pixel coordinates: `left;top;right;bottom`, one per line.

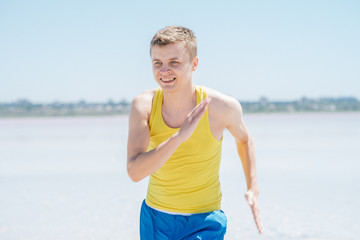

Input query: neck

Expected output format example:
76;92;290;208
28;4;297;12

162;84;196;112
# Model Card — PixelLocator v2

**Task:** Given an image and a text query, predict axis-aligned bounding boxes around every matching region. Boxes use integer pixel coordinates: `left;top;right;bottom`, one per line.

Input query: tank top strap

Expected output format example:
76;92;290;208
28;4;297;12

149;87;163;128
195;85;208;103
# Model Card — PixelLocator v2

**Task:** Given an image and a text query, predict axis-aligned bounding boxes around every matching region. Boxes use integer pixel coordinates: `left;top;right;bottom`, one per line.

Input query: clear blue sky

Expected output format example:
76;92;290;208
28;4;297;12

1;0;359;103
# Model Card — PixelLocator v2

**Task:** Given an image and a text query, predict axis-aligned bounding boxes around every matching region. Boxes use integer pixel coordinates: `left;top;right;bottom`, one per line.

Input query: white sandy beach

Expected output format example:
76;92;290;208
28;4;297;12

0;113;359;240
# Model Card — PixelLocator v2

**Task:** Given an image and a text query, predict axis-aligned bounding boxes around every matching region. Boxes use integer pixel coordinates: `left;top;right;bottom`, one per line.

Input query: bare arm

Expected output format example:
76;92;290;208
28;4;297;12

127;93;210;182
225;98;263;234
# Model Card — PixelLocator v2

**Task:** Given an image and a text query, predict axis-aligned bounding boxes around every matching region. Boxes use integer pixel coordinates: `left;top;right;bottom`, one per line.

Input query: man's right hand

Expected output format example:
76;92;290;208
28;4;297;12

177;98;211;142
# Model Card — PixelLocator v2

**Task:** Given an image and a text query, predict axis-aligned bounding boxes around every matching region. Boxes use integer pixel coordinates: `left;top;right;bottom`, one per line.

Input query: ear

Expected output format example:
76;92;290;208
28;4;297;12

192;57;199;71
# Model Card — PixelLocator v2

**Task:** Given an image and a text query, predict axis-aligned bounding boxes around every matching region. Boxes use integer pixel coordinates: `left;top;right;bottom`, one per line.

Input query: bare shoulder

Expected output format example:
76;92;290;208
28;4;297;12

203;87;242;115
130;88;157;121
202;87;247;139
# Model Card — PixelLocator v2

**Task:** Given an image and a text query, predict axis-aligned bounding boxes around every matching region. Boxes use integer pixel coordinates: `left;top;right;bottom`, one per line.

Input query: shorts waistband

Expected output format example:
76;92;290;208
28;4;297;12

145;200;194;216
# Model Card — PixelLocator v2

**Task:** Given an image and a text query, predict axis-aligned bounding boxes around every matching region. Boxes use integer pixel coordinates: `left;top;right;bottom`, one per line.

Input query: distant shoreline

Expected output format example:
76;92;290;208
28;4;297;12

1;96;359;118
1;111;359;119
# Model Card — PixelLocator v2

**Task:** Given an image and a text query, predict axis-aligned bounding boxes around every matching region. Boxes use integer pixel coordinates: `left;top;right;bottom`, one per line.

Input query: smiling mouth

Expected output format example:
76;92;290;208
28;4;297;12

160;77;176;82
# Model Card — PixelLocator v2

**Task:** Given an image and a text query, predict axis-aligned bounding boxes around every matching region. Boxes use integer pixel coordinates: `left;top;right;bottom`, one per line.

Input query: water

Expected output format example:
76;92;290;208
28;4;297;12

0;113;359;240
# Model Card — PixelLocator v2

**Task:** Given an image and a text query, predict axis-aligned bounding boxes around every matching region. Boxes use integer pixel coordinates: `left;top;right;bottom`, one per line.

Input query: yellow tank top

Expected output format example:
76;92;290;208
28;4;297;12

145;86;223;213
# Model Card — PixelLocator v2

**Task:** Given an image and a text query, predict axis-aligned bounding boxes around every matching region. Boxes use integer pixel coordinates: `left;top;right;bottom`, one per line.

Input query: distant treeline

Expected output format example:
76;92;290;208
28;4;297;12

0;97;359;117
240;97;360;113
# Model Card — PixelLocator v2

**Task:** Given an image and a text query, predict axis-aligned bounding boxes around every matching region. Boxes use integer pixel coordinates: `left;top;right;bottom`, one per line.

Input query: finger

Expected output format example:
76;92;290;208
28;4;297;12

188;98;210;121
188;104;207;123
187;102;203;119
192;98;210;115
251;204;263;234
250;201;263;234
245;192;263;234
193;101;209;119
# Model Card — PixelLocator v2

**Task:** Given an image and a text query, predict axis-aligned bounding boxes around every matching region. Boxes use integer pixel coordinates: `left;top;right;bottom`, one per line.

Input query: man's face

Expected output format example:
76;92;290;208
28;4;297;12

150;43;198;92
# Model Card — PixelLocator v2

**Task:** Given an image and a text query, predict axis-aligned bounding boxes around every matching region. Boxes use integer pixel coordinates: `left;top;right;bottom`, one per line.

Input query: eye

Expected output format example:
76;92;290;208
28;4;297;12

170;61;179;65
153;61;162;66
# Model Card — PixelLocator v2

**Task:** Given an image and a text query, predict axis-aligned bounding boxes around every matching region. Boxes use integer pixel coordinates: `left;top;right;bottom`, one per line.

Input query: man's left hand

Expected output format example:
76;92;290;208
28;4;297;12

245;189;263;234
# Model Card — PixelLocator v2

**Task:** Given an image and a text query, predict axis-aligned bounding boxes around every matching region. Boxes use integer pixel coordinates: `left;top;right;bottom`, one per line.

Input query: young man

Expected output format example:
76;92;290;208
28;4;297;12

127;26;262;239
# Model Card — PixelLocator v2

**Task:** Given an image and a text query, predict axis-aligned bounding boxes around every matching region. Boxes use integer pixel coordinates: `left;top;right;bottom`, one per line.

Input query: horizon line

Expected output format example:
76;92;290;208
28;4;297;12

1;95;359;104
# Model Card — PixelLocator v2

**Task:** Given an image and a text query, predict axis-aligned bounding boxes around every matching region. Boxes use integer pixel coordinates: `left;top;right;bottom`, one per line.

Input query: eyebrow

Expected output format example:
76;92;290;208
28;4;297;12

152;57;180;62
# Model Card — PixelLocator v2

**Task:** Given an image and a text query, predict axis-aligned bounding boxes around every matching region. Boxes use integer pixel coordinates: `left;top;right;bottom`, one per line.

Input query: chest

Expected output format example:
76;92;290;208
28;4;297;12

161;107;189;129
161;106;225;141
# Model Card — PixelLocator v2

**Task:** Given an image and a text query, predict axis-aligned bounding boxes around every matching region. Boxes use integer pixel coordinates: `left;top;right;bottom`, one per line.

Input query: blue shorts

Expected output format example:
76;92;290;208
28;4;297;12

140;200;227;240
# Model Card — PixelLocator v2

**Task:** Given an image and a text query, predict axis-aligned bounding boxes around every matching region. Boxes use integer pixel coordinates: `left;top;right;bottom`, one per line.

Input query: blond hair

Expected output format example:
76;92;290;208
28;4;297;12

150;26;197;60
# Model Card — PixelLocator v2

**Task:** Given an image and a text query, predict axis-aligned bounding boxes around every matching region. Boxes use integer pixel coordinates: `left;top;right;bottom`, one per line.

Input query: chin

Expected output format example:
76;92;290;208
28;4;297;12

160;84;178;92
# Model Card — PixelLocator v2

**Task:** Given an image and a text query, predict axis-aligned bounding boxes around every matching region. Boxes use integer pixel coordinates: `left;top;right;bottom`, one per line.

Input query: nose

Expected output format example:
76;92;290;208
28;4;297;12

160;64;170;73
